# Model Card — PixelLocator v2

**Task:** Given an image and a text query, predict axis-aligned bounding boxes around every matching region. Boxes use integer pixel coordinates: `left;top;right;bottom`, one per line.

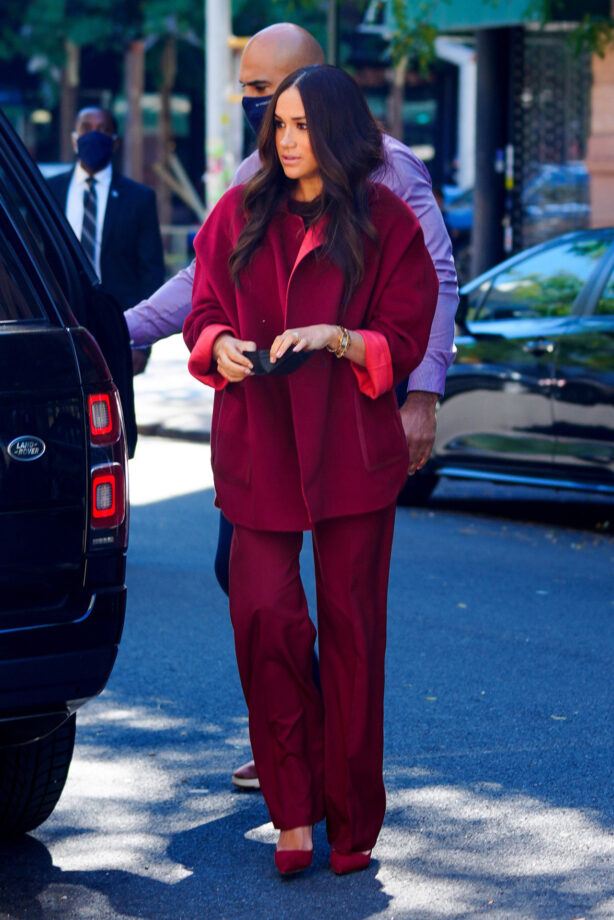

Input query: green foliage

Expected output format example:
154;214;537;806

22;0;123;65
490;0;614;57
233;0;321;19
567;14;614;58
232;0;323;34
0;0;31;58
390;0;440;72
388;0;614;68
231;0;329;52
142;0;203;41
6;0;205;70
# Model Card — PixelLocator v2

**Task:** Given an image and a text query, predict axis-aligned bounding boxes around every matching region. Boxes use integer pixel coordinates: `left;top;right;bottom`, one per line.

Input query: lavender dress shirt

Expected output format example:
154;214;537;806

125;135;458;395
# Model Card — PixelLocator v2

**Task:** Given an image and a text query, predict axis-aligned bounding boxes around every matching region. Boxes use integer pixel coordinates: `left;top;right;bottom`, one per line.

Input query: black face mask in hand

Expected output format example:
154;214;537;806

243;348;311;376
241;95;273;136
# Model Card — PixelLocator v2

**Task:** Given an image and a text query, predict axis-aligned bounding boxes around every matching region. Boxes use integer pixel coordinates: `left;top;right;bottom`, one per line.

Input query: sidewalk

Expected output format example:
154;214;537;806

132;333;213;442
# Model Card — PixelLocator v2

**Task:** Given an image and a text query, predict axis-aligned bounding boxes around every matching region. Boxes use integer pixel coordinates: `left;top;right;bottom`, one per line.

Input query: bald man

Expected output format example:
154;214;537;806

239;23;324;133
125;23;458;786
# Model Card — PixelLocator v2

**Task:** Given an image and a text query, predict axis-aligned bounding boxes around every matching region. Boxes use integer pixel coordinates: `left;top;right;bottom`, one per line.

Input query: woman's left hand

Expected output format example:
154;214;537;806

270;324;337;363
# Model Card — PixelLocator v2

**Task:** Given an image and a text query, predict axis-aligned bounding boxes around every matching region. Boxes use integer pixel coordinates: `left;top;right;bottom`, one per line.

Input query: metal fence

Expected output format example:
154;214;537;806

511;28;592;252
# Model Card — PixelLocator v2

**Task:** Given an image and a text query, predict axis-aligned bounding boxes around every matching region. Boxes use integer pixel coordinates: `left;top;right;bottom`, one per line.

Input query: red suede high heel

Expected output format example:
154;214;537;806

330;849;372;875
274;848;313;875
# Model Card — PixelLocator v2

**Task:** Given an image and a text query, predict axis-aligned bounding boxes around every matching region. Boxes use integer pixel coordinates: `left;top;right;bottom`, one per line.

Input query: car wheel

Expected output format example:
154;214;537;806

0;714;76;839
396;471;438;507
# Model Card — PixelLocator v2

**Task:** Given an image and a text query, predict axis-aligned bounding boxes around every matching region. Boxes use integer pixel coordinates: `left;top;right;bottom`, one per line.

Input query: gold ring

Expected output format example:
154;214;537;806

293;332;300;343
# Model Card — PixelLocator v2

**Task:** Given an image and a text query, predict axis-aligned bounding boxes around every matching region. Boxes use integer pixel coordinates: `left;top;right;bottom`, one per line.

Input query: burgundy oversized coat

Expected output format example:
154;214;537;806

184;183;438;531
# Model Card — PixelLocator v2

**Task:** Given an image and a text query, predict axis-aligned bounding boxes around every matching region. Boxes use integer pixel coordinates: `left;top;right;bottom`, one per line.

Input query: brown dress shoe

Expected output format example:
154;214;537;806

231;758;260;789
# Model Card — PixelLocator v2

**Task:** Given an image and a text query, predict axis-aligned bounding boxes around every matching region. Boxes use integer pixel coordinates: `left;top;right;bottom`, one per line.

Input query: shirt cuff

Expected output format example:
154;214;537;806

187;324;236;389
350;329;393;399
407;358;449;396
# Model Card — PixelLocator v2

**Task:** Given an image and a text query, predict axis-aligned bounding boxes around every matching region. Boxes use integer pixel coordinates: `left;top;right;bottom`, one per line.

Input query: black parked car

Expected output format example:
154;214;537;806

399;228;614;505
0;109;134;837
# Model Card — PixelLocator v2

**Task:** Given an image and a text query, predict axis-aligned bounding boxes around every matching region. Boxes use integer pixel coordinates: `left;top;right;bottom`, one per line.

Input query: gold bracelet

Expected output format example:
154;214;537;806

326;326;343;354
326;326;352;358
335;327;351;358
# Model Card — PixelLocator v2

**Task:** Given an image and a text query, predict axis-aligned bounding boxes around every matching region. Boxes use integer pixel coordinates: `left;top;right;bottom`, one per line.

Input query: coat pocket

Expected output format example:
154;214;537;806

212;387;251;487
353;387;409;472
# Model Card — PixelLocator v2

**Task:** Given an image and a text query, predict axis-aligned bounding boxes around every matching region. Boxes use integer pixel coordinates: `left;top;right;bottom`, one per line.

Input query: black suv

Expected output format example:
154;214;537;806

0;109;135;837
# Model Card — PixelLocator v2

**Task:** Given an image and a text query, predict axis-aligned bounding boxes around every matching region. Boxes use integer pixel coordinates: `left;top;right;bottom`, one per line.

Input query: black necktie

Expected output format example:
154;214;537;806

81;176;97;268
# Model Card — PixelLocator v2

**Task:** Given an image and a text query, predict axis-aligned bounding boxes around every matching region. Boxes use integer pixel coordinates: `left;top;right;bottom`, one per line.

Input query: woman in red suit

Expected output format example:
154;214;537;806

184;65;438;876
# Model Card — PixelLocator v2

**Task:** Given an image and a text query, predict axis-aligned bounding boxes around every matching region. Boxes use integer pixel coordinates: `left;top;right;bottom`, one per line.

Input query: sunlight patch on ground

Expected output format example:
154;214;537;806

385;784;613;875
182;793;240;822
50;753;191;883
128;438;213;506
41;685;613;918
375;784;614;918
49;830;192;884
61;755;171;805
590;897;614;918
244;822;277;845
79;705;190;733
222;728;252;749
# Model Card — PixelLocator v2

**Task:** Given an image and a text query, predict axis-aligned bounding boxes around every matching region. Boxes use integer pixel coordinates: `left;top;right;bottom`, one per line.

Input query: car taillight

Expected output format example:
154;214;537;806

85;380;129;551
91;463;125;529
89;392;120;445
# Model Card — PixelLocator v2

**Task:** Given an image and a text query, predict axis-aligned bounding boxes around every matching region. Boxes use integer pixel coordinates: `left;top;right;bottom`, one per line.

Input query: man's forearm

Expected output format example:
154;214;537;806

125;260;196;347
407;286;458;395
381;139;458;396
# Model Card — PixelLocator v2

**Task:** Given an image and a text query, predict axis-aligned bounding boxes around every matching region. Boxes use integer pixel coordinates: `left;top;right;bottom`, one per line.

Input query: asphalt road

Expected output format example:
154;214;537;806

1;437;612;920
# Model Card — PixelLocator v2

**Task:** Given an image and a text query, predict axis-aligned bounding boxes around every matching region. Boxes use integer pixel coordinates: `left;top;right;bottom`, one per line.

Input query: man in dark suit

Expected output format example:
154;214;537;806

48;106;165;371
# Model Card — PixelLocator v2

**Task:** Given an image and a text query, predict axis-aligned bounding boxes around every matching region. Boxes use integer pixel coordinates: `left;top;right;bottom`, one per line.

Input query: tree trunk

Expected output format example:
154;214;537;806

123;40;145;182
387;55;407;141
60;40;80;162
157;34;177;227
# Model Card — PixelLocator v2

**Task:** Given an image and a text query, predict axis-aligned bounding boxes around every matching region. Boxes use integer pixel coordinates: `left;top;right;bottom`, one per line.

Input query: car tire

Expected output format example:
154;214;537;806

396;470;439;507
0;714;76;839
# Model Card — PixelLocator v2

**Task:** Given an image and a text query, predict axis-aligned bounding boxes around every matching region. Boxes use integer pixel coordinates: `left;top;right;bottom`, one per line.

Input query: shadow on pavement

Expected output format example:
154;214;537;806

415;478;614;533
0;810;390;920
0;481;611;919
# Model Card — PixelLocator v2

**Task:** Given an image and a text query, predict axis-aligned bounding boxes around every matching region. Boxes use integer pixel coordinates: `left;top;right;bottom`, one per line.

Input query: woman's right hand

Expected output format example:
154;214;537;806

213;333;257;382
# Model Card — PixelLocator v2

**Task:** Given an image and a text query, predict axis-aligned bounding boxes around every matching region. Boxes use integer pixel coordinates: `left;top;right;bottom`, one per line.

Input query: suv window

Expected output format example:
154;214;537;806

0;160;79;322
472;235;611;322
0;225;47;322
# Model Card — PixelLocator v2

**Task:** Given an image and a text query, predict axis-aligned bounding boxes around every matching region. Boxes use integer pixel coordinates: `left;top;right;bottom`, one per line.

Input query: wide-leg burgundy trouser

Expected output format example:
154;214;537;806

228;503;396;853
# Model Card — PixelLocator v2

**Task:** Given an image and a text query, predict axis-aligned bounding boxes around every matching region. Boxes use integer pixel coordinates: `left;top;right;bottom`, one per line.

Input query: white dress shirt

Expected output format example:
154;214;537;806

65;162;113;280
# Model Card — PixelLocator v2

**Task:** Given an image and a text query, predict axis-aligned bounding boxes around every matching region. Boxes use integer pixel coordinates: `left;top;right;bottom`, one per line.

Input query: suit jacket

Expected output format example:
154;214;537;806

48;167;165;311
184;183;438;531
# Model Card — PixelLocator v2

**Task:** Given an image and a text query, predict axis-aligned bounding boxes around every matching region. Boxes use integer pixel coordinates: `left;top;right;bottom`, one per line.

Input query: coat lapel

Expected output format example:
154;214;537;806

101;172;121;255
284;218;329;323
293;218;327;269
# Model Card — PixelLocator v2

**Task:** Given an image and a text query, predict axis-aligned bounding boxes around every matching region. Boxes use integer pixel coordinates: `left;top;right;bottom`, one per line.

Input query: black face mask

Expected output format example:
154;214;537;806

76;131;115;172
242;95;273;136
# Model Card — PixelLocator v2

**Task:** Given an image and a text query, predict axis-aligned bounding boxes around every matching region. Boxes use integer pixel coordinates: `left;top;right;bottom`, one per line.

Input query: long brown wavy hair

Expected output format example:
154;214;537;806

228;65;385;308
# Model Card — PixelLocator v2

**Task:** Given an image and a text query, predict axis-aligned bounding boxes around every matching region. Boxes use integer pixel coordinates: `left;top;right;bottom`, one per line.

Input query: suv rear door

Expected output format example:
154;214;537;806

0;108;133;627
0;198;88;625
